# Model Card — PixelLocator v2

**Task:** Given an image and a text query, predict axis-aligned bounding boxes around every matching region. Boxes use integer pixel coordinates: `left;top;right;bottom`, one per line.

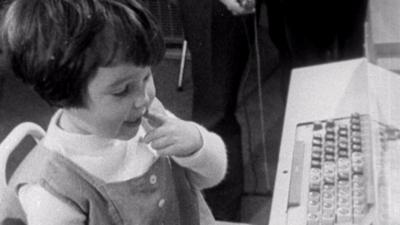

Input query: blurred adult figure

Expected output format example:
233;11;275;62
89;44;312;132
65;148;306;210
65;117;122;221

177;0;281;221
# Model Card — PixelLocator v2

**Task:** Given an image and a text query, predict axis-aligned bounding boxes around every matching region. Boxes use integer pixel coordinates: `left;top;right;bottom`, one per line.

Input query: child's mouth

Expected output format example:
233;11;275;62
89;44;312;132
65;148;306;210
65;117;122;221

124;117;142;127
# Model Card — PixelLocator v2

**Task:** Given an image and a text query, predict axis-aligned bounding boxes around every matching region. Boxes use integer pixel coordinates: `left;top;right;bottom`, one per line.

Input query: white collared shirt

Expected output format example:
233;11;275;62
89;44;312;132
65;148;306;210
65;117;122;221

19;109;227;225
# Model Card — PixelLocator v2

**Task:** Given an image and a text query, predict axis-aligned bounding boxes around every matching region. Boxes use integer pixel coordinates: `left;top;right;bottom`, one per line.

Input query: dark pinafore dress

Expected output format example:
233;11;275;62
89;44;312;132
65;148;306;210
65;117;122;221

9;144;215;225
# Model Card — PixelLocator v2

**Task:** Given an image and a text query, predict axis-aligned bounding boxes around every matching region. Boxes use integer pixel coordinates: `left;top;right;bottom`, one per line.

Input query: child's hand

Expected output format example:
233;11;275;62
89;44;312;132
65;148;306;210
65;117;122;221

143;109;203;157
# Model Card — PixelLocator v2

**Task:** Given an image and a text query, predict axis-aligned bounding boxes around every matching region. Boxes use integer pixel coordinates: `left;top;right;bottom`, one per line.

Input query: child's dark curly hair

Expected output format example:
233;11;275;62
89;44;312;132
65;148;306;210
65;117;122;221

1;0;165;108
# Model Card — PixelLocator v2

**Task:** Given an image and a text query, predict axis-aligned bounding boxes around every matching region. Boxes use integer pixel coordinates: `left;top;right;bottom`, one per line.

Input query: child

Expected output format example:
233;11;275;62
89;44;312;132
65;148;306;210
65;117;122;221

1;0;227;224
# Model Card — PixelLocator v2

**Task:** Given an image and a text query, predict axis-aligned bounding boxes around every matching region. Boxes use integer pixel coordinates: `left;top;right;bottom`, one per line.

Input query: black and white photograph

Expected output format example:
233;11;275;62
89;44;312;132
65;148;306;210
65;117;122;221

1;0;398;224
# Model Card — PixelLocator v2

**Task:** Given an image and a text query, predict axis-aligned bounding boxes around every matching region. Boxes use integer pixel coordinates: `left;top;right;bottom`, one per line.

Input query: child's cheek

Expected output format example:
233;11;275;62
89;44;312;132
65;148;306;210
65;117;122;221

93;113;123;139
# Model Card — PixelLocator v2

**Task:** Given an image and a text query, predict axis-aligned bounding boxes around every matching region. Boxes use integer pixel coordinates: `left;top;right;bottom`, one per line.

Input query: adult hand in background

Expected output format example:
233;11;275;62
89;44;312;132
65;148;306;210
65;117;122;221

219;0;255;16
167;0;178;6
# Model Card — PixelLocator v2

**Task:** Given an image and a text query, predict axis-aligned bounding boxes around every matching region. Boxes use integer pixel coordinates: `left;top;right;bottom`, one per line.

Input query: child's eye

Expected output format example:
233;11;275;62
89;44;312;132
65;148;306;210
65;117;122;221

113;85;130;97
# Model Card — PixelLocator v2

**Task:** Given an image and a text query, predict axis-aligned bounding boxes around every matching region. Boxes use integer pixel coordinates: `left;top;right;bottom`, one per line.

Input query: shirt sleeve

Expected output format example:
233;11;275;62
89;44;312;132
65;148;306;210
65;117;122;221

18;184;85;225
172;122;228;189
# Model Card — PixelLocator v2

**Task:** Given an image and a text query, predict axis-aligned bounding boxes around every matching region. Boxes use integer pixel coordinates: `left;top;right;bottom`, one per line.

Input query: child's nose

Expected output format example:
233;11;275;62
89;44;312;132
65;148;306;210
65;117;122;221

133;90;150;109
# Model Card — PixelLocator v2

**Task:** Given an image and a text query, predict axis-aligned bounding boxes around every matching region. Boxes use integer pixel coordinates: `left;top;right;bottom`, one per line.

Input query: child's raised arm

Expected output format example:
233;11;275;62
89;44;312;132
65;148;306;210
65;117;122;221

143;99;228;189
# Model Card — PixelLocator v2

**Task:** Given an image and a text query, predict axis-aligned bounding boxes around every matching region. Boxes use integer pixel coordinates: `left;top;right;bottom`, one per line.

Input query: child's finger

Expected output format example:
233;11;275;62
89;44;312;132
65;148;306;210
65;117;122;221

149;136;175;150
141;118;153;133
156;145;177;157
143;126;168;143
143;110;168;128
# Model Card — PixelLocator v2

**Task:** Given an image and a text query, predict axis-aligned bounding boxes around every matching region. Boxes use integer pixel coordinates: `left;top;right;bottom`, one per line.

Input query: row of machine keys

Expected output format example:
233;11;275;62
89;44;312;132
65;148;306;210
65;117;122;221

307;114;368;225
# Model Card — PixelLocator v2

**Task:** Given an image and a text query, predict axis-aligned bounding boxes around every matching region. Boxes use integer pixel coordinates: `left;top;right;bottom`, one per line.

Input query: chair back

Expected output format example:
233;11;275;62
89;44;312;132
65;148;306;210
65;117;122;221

0;122;45;225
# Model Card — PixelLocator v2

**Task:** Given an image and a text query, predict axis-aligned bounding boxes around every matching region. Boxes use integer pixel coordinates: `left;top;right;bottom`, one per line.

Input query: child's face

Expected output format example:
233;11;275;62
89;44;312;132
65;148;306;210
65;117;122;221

66;63;155;140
